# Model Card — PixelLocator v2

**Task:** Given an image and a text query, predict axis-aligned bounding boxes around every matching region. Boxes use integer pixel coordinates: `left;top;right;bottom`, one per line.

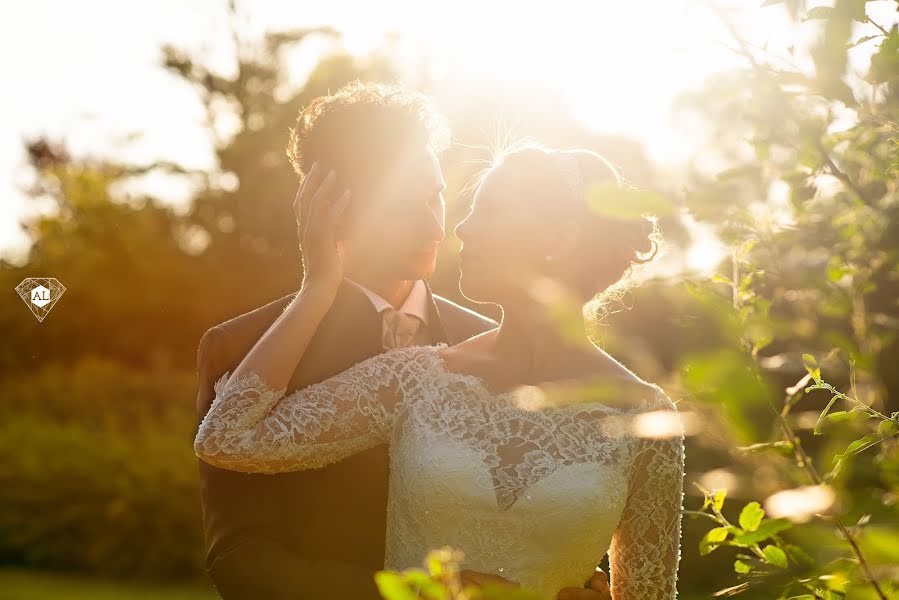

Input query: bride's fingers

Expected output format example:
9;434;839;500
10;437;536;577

304;184;350;254
311;168;339;210
328;189;351;226
304;170;337;239
308;170;339;228
295;161;321;224
310;188;350;244
301;162;332;228
586;569;608;591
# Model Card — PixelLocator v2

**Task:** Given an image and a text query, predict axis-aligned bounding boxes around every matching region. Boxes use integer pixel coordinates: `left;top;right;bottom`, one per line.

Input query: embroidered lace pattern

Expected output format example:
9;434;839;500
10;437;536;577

195;343;684;599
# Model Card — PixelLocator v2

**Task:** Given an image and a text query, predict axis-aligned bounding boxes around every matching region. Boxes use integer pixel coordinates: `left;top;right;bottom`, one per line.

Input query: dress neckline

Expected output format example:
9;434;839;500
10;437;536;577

427;342;646;415
422;343;638;512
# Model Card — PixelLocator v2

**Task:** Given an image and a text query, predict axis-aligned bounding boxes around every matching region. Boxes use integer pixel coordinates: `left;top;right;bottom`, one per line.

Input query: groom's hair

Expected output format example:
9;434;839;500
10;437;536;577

286;81;449;197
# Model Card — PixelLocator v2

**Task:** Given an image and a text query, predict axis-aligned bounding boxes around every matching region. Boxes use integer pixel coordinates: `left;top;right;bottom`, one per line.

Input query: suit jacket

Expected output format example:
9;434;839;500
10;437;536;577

195;280;498;599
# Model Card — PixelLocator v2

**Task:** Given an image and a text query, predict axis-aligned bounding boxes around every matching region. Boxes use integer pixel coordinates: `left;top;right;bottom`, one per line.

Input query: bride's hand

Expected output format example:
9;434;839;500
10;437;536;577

458;568;520;590
294;161;351;294
556;569;611;600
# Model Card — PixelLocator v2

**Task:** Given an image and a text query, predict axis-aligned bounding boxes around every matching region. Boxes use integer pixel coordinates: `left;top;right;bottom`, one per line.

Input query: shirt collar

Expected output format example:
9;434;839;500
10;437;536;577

345;278;430;325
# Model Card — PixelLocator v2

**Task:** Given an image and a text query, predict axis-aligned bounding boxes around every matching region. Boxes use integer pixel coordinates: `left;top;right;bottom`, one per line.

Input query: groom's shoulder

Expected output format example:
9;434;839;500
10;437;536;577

432;293;498;339
198;290;298;363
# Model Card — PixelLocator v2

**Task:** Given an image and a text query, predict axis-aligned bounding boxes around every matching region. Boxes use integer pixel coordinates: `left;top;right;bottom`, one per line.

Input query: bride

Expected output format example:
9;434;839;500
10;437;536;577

194;142;685;599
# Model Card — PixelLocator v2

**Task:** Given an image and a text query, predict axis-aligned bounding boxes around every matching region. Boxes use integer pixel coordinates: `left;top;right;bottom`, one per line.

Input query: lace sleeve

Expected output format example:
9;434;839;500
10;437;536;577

194;345;437;474
609;387;685;599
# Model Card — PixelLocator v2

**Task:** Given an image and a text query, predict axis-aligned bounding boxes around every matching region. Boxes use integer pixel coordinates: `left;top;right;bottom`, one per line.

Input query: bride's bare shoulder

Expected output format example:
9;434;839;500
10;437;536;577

546;345;661;408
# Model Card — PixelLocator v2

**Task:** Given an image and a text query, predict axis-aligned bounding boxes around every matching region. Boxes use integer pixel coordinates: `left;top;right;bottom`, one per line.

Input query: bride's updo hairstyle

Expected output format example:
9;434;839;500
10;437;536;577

489;142;661;306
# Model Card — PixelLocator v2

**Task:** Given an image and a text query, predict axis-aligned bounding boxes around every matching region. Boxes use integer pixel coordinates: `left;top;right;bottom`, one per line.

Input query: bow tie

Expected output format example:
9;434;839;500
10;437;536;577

381;308;423;350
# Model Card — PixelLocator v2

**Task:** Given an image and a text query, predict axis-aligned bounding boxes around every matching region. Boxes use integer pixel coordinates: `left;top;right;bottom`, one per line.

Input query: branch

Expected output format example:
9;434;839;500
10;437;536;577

815;140;872;205
865;16;890;36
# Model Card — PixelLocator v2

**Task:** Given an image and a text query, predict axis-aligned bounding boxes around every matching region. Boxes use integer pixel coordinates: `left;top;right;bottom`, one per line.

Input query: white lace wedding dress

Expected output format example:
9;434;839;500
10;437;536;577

194;343;684;599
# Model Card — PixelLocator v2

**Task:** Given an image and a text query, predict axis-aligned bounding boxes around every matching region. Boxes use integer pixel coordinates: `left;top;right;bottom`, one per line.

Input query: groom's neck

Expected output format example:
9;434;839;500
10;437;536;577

344;273;416;310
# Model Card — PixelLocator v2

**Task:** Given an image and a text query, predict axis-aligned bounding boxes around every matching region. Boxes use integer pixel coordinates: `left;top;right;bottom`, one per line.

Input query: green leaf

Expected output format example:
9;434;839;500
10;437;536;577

827;259;853;283
426;553;445;576
848;0;868;22
733;518;792;545
717;165;760;182
834;433;883;464
374;571;421;600
739;502;765;532
713;489;727;511
734;559;751;574
762;545;788;568
785;544;815;568
825;410;868;423
586;183;673;219
802;354;821;379
847;35;880;49
804;6;833;20
711;274;733;286
813;395;840;434
740;238;759;257
737;440;795;455
402;571;445;597
700;526;731;555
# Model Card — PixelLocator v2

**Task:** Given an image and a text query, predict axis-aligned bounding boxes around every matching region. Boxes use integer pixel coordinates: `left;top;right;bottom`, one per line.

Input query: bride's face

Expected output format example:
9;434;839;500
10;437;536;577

454;166;561;303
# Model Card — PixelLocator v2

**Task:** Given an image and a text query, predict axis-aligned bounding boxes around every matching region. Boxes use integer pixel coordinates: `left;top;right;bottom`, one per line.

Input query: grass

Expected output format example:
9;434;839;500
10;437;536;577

0;568;219;600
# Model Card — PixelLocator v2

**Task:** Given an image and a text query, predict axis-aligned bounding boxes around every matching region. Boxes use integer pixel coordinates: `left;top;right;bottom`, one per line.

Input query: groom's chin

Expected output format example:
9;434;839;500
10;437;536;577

391;256;437;281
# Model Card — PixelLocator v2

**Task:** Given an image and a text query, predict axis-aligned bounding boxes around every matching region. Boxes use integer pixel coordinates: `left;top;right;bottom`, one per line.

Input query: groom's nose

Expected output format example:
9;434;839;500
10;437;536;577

422;201;445;242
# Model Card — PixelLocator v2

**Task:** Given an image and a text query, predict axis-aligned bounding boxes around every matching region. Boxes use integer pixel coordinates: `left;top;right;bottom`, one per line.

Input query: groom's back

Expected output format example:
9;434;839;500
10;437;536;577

195;281;496;599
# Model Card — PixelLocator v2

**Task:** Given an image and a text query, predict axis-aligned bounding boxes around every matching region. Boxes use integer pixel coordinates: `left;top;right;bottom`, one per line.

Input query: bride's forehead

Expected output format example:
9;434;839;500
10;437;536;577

473;167;516;207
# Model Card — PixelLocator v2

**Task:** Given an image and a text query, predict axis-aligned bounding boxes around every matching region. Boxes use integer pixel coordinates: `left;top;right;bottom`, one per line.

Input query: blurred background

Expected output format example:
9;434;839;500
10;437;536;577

1;1;897;598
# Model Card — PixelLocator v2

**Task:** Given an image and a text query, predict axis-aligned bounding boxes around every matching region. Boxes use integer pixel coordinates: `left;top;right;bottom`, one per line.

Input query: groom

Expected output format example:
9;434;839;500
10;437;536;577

195;81;612;600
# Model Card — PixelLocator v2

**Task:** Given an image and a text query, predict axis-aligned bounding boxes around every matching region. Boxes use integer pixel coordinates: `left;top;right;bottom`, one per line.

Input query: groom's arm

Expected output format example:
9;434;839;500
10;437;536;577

196;326;383;600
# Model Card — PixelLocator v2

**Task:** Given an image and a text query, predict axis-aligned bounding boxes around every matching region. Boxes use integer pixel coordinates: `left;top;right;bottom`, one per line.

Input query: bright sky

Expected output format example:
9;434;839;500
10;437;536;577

0;0;893;265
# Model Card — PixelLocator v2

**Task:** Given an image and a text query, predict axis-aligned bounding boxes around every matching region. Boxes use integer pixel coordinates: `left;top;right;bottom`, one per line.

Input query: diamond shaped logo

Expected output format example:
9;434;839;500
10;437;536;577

16;278;66;322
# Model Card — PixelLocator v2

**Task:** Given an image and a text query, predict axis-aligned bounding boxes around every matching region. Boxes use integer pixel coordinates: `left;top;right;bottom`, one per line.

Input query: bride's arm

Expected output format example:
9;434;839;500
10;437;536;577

608;388;685;599
195;162;385;473
218;162;348;394
194;345;431;473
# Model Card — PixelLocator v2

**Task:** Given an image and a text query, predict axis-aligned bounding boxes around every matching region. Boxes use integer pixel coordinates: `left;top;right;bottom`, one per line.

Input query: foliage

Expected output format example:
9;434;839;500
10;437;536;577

0;359;203;578
0;568;216;600
375;548;542;600
673;1;899;597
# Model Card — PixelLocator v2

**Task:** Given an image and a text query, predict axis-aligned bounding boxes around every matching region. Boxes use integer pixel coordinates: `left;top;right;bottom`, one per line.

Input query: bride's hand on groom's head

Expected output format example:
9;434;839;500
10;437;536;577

294;161;351;293
556;569;611;600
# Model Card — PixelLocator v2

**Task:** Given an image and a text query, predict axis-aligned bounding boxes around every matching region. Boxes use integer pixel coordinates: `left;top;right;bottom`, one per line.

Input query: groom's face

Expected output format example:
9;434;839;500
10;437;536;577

341;147;446;281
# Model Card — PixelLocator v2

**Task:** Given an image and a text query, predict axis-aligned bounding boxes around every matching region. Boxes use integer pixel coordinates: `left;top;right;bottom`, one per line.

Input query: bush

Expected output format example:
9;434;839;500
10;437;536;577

0;358;204;579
